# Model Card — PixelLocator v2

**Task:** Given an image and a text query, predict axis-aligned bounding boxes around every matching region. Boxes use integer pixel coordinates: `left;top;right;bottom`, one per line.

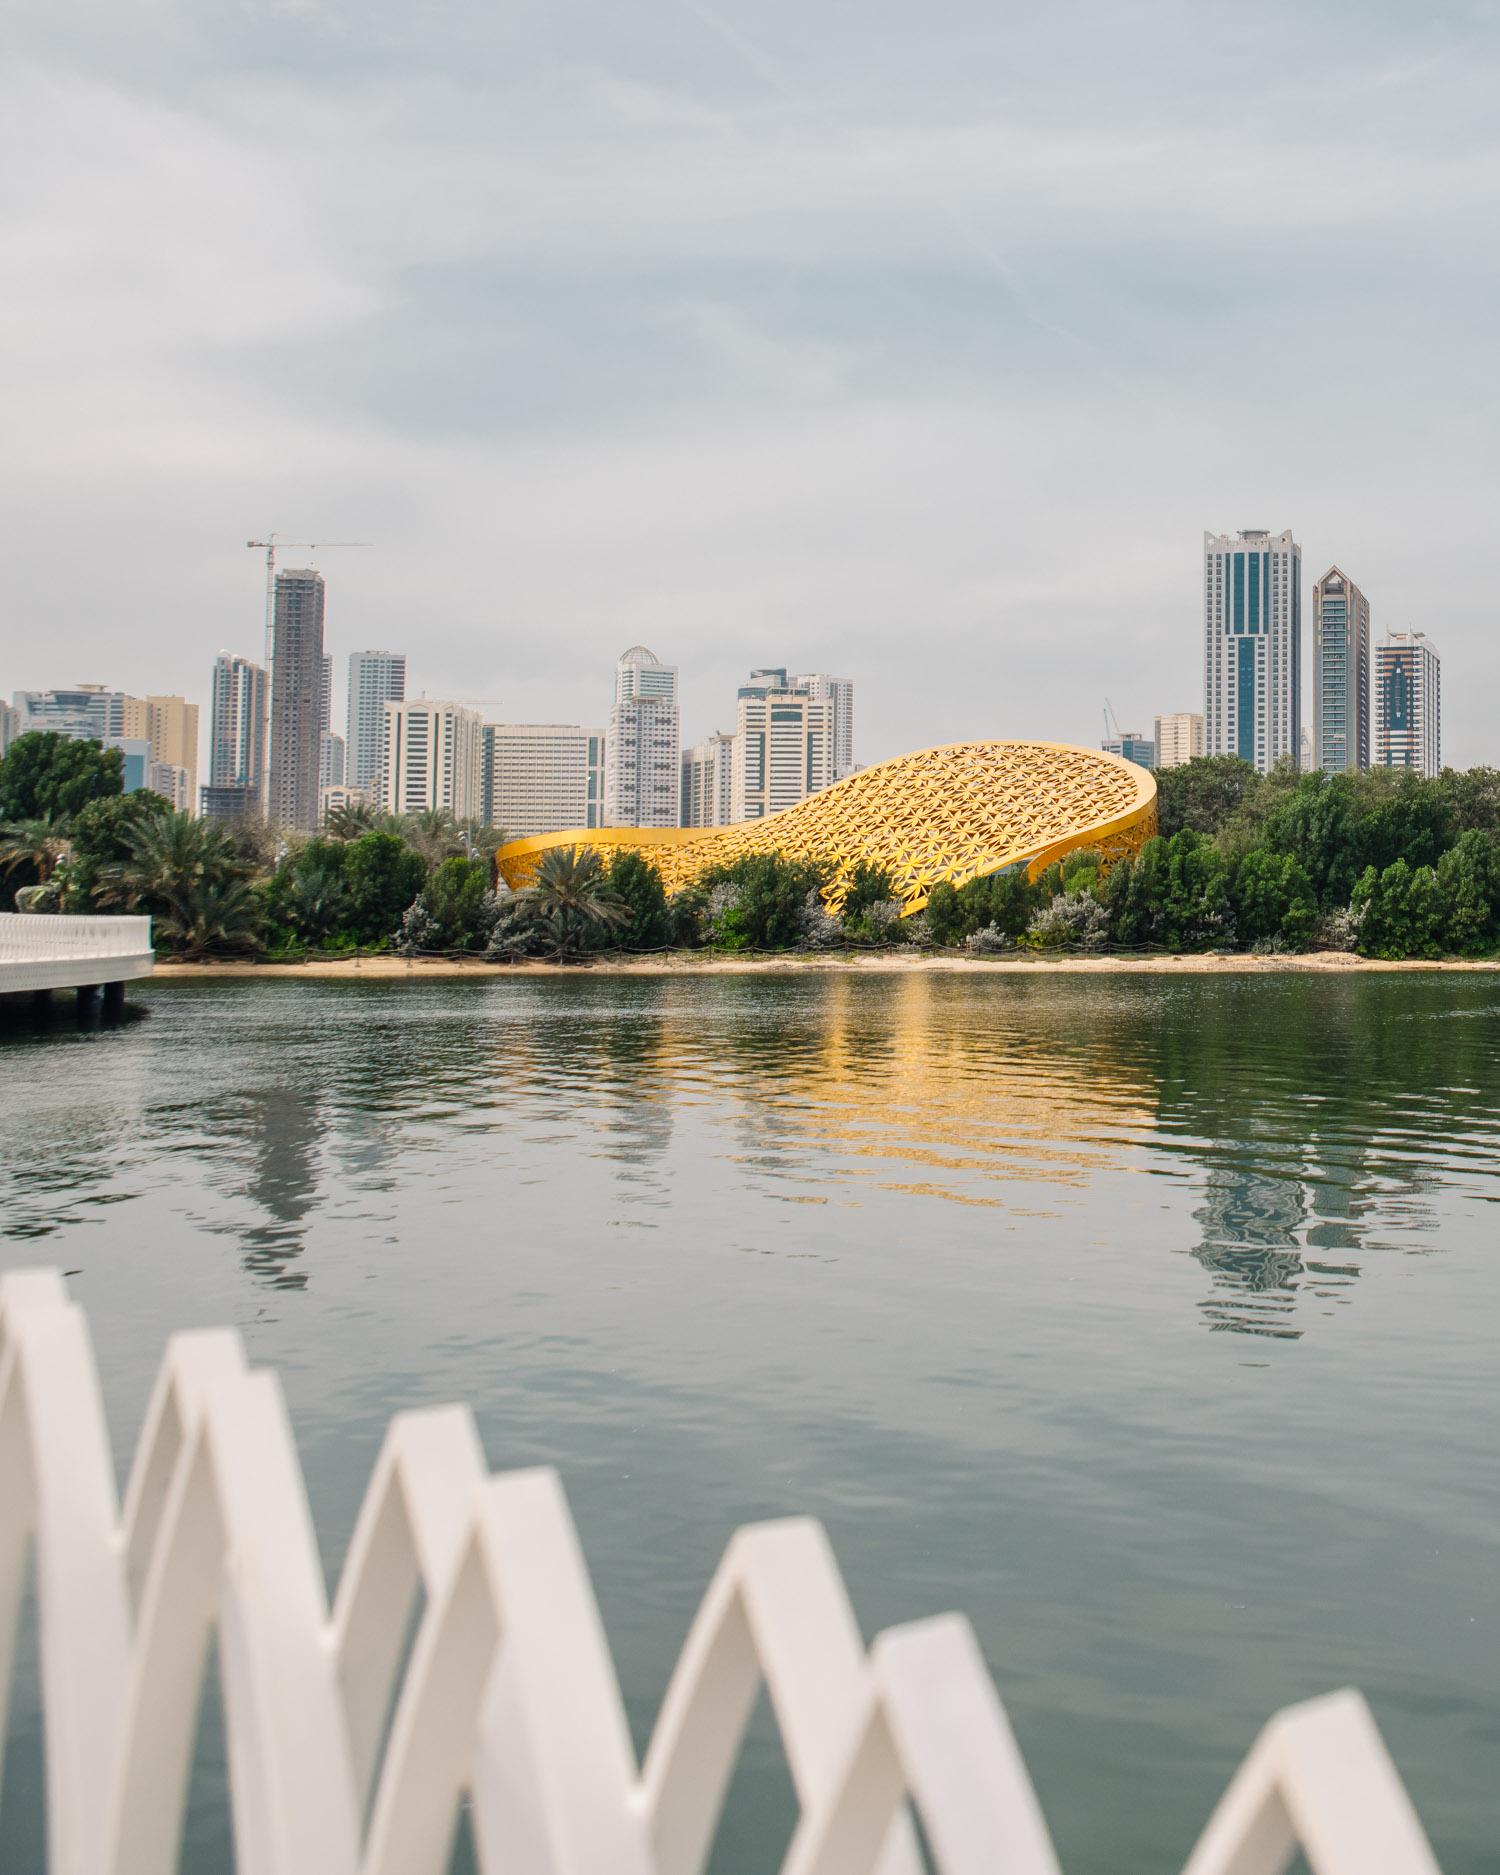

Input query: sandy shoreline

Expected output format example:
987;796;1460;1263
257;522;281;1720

150;951;1500;980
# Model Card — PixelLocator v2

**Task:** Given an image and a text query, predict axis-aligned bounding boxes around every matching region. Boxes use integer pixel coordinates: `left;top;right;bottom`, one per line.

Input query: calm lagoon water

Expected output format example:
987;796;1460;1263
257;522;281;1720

3;970;1499;1872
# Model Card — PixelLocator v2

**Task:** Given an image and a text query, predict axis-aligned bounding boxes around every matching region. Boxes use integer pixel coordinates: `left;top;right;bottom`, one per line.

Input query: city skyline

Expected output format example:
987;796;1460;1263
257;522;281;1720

8;522;1449;820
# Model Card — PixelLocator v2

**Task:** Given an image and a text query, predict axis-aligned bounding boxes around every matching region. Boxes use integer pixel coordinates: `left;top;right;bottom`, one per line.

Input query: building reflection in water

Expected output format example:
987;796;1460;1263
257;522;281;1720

229;1089;323;1289
1191;1152;1309;1338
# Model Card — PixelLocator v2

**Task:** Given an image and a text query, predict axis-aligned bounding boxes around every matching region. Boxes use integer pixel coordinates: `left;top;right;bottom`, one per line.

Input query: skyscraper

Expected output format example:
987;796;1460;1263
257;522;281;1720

1154;712;1204;768
347;651;407;791
484;724;605;835
268;569;326;830
377;700;484;818
1374;631;1441;777
681;732;736;827
727;669;835;821
121;696;199;807
208;654;267;816
793;673;855;780
1312;567;1370;774
320;732;345;790
1203;529;1301;773
605;646;680;827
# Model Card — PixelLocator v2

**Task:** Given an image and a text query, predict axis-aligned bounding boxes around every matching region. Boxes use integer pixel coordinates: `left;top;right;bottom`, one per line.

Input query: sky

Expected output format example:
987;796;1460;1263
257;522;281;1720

3;0;1499;768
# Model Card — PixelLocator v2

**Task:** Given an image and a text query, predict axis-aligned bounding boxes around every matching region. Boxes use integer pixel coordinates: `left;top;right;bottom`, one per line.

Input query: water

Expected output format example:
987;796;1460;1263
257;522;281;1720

3;970;1499;1872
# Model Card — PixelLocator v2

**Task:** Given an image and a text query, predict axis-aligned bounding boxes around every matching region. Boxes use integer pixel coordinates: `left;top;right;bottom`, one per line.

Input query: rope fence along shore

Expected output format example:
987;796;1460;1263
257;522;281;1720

0;1269;1444;1875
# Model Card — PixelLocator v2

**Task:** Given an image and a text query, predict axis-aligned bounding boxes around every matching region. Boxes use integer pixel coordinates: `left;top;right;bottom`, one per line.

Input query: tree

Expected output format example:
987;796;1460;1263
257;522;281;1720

1435;829;1500;954
504;845;629;959
0;733;124;821
344;833;426;946
402;809;467;872
1229;849;1318;950
421;855;497;950
0;815;73;891
156;876;264;960
1153;756;1260;838
286;846;353;945
696;851;833;949
94;811;262;956
65;791;173;907
602;849;673;948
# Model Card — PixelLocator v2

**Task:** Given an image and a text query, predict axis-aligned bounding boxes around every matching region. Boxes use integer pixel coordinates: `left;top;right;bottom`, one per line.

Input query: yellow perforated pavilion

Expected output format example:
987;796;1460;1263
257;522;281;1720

496;739;1156;915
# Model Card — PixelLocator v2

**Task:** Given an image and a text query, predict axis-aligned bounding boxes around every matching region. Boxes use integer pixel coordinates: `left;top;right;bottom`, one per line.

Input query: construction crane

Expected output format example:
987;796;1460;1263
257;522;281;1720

1103;699;1121;746
246;536;370;674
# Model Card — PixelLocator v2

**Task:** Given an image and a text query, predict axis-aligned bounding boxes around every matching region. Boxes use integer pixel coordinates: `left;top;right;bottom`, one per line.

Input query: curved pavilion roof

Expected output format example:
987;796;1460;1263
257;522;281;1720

496;740;1157;915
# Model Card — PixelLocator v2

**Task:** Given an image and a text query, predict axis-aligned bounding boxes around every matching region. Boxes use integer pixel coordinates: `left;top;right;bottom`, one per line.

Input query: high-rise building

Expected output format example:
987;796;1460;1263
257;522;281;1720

121;696;198;807
727;669;835;822
14;686;133;741
0;702;19;754
1374;631;1441;777
208;654;267;817
268;569;327;830
1154;712;1204;768
1102;731;1155;767
681;732;737;827
347;651;406;792
484;724;605;836
148;763;191;812
605;646;680;827
1312;567;1370;774
377;700;483;818
793;673;855;780
1203;529;1301;773
106;738;151;792
320;731;346;791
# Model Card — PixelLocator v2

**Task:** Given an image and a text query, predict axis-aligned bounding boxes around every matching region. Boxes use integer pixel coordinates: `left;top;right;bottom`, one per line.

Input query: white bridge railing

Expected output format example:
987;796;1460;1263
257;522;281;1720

0;914;153;994
0;1270;1443;1875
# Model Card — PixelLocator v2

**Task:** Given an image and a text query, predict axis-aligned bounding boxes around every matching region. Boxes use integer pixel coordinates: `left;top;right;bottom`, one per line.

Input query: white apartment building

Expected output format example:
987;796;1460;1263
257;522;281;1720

680;732;736;828
728;670;835;822
605;646;680;827
347;651;406;791
1203;529;1301;773
1153;712;1205;769
377;700;483;818
484;724;605;836
1374;631;1441;777
793;673;855;780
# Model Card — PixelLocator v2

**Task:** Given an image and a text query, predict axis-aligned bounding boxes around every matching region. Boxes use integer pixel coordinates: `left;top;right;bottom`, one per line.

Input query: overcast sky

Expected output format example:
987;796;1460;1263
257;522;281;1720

4;0;1498;766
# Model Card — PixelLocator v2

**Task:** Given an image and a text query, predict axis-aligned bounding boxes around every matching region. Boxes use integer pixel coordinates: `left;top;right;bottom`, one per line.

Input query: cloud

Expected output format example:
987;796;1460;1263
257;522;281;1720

3;0;1500;766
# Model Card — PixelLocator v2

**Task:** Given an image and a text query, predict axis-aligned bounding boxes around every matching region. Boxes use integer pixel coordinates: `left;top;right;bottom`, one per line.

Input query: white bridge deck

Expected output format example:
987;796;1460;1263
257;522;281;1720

0;913;154;996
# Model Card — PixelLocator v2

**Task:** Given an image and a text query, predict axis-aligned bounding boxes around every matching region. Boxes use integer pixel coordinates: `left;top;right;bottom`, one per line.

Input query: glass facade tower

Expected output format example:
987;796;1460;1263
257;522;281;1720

1203;529;1301;774
1312;567;1369;774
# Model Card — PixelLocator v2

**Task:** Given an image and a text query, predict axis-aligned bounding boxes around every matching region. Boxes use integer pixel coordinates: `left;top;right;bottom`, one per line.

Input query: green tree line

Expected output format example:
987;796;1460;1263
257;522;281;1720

6;732;1500;960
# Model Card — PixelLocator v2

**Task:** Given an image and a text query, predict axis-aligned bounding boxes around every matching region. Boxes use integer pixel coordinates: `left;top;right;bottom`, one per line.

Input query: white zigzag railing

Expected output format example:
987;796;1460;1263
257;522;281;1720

0;1268;1443;1875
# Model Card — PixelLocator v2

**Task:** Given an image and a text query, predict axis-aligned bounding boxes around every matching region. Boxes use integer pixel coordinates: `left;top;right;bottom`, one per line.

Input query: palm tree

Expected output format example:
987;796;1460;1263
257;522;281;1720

0;813;72;887
511;845;629;959
95;811;262;955
324;800;391;841
401;808;466;872
288;853;351;943
156;875;264;961
454;818;507;881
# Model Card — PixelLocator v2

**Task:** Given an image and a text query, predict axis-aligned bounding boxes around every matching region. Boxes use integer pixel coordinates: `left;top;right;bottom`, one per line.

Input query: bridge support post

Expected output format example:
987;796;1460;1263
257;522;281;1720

76;984;101;1020
102;980;125;1017
30;988;51;1014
